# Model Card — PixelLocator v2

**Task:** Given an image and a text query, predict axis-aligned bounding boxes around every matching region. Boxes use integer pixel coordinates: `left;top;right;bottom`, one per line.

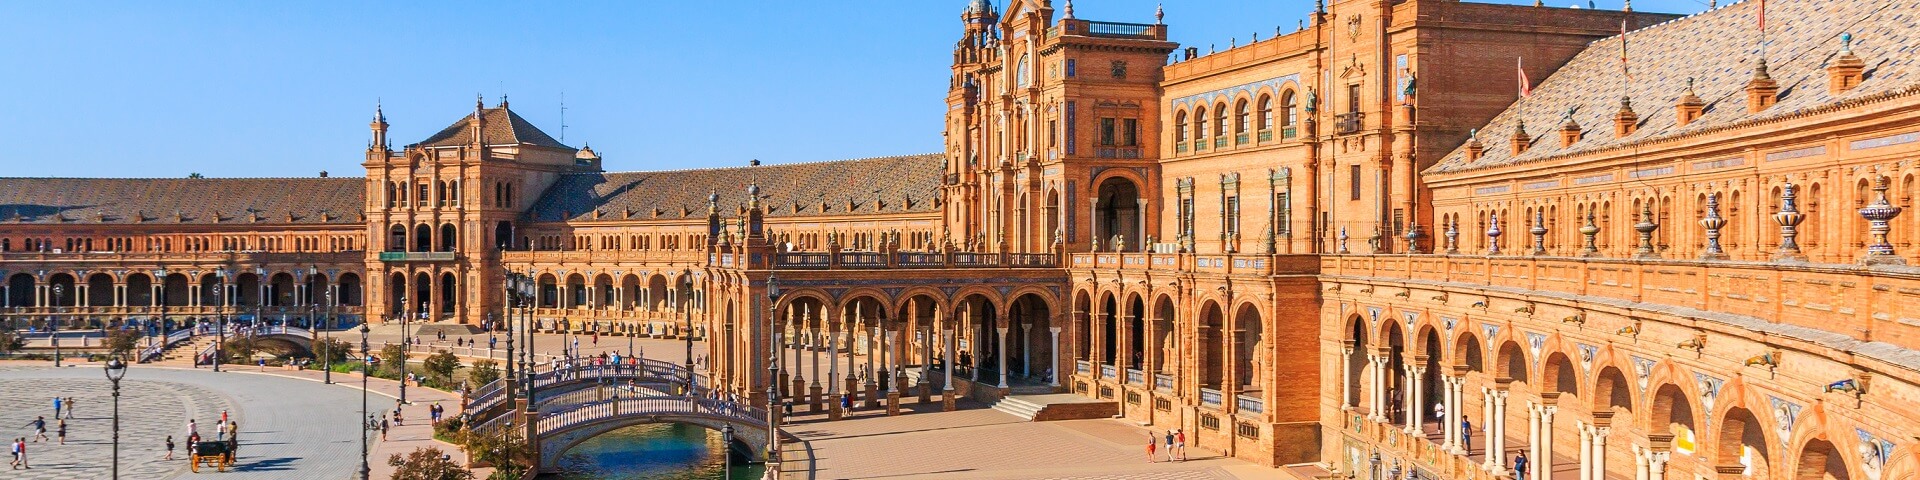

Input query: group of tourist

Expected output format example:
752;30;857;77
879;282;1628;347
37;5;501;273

1144;429;1187;462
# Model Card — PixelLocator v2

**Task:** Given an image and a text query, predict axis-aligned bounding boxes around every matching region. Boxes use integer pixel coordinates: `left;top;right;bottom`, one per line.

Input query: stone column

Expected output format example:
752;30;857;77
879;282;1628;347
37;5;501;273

1048;327;1061;387
996;327;1010;388
1528;403;1541;479
865;324;879;408
1369;354;1389;422
1632;445;1649;480
1440;376;1458;452
1648;451;1668;480
1593;427;1609;480
943;327;957;411
1483;387;1505;473
827;314;841;420
1406;364;1424;434
1020;322;1031;378
1540;404;1556;480
809;320;823;412
1579;422;1592;480
885;326;902;416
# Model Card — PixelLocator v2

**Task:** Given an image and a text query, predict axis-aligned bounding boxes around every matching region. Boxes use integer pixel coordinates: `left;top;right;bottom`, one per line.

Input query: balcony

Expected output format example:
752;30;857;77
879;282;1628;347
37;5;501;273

378;251;457;262
1175;142;1188;154
1235;133;1249;145
1100;364;1117;379
1085;21;1156;38
1282;126;1298;139
1334;112;1365;135
1236;393;1264;414
1258;129;1273;142
1214;137;1228;148
1199;388;1224;407
1095;146;1141;159
1153;374;1175;392
1125;368;1145;385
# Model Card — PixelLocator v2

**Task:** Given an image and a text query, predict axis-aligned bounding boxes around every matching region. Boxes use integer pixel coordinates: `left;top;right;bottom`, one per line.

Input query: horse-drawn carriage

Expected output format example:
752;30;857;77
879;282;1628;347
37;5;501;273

189;439;237;472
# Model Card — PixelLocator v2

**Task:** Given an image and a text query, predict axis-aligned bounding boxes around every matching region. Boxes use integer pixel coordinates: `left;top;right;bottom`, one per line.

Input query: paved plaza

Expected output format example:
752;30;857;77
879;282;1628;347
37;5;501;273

0;364;377;480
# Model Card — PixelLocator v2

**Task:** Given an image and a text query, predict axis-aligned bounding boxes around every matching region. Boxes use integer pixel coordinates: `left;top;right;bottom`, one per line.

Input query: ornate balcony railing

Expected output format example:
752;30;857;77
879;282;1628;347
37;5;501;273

1076;359;1091;374
1236;393;1264;414
1125;368;1145;385
776;252;830;267
1086;21;1155;37
1334;112;1365;135
1200;388;1224;407
1100;364;1117;379
1258;130;1273;142
1282;126;1298;139
1235;133;1249;145
1153;374;1175;392
378;251;456;262
1096;146;1142;159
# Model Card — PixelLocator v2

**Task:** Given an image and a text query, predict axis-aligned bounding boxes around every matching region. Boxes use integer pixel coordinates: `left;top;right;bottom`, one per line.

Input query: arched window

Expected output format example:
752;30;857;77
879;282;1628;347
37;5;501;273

1234;99;1250;137
1213;103;1228;138
1017;54;1031;87
1257;95;1273;131
1174;111;1188;143
1195;107;1209;139
1281;91;1299;138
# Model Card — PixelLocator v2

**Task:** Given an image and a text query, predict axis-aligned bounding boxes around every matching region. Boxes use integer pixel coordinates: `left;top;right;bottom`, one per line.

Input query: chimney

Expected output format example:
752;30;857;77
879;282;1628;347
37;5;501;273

1511;120;1531;155
1558;113;1582;148
1827;33;1866;95
1746;58;1780;113
1465;129;1486;160
1677;78;1705;126
1614;96;1639;137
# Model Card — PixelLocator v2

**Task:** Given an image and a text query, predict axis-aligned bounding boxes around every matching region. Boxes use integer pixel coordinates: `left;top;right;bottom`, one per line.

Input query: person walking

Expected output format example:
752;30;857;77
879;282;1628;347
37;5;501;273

379;417;390;441
165;435;175;460
12;437;24;469
1145;433;1158;462
1163;430;1176;462
1512;450;1530;480
55;419;65;445
1461;417;1474;453
1433;401;1446;429
63;397;75;419
10;437;21;469
26;417;47;443
51;397;62;419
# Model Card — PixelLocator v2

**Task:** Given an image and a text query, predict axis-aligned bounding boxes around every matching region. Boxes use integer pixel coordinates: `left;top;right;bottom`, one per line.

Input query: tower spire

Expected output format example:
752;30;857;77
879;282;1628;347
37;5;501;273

369;99;389;150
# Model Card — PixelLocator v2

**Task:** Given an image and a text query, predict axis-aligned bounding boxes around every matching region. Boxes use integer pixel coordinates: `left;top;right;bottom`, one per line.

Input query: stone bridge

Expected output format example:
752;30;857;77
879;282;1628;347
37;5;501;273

463;362;768;472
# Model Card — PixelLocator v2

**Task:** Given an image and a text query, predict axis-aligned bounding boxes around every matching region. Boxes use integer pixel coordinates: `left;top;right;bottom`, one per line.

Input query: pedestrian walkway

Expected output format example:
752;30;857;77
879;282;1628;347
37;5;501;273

199;365;477;479
775;402;1294;480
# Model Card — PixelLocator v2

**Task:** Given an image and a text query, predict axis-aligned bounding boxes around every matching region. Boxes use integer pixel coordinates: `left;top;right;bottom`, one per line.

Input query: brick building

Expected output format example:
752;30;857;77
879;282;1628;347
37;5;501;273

1;0;1913;478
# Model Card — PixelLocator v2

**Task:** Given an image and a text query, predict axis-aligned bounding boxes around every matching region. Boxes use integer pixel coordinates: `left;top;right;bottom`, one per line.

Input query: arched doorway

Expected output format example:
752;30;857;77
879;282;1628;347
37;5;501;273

1096;177;1142;250
1126;295;1146;370
1198;302;1225;391
1008;293;1053;385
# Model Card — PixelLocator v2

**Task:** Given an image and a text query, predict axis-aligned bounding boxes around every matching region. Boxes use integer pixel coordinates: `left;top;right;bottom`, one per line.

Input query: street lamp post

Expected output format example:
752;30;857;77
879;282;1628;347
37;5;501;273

51;284;64;367
214;268;230;372
764;275;782;479
323;287;335;385
105;353;128;479
399;293;410;405
359;322;372;480
683;269;695;396
722;422;734;479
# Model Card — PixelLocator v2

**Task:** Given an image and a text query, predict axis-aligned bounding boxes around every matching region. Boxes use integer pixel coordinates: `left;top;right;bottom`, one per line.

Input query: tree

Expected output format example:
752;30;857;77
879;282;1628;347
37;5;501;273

386;446;473;480
105;329;141;357
314;337;354;367
187;172;205;178
468;359;500;387
380;343;409;379
423;349;460;387
0;330;24;354
223;336;257;363
459;424;526;479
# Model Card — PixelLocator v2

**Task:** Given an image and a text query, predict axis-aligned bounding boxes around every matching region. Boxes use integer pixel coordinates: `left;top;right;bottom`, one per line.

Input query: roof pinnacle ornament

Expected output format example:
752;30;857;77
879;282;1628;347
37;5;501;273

1155;3;1164;25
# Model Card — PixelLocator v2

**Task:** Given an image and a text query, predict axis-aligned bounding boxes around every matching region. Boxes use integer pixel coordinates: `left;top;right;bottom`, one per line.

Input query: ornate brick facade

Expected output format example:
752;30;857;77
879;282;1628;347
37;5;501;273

1;0;1914;478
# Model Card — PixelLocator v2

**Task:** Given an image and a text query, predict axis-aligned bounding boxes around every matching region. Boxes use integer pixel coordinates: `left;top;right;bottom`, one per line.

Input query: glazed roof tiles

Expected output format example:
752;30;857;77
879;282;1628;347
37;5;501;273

417;107;571;150
526;154;945;222
1428;0;1920;174
0;177;365;225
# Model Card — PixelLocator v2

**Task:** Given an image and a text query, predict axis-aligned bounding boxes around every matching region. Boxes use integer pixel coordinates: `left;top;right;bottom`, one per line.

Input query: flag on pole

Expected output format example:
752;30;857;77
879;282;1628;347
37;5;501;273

1757;0;1767;32
1517;57;1532;98
1619;18;1633;81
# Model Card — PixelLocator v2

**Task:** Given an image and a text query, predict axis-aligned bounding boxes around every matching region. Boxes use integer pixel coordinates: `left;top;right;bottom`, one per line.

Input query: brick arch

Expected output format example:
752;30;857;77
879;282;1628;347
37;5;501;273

1449;329;1485;374
949;285;1006;317
1590;363;1635;417
1716;404;1775;477
1494;340;1529;383
1648;381;1699;439
770;289;832;319
892;286;950;315
1540;350;1579;396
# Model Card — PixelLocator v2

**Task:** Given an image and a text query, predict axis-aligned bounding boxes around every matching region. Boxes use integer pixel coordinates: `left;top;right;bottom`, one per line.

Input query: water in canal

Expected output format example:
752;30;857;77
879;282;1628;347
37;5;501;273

549;422;764;479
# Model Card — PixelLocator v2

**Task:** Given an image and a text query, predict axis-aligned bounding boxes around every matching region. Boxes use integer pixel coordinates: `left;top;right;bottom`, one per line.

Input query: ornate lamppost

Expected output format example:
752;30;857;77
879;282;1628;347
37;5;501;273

323;282;336;384
764;275;782;479
722;422;734;479
105;352;128;479
683;269;696;396
399;292;410;404
51;283;64;367
359;321;372;480
214;268;230;372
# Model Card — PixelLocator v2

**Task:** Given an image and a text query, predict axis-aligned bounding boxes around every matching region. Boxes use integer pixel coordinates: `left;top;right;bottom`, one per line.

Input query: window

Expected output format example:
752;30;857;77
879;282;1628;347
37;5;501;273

1100;118;1116;146
1066;59;1076;77
1226;196;1241;234
1277;192;1292;235
1234;100;1250;134
1350;164;1362;200
1214;104;1228;137
1048;120;1058;147
1123;119;1138;146
1174;112;1188;142
1347;84;1362;112
1196;107;1209;139
1257;95;1273;131
1017;54;1031;87
1281;91;1299;134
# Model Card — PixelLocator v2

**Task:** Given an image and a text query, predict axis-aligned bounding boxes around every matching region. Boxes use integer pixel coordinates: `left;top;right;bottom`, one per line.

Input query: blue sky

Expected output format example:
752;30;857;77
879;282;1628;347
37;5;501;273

0;0;1710;178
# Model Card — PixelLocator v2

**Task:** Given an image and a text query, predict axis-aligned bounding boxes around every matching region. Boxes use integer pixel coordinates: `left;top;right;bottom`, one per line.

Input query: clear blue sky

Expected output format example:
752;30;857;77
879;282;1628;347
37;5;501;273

0;0;1709;178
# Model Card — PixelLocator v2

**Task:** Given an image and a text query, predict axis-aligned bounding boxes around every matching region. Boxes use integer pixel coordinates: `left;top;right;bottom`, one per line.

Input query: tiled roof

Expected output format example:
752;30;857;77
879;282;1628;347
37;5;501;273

1428;0;1920;174
526;154;946;222
417;107;571;150
0;177;365;225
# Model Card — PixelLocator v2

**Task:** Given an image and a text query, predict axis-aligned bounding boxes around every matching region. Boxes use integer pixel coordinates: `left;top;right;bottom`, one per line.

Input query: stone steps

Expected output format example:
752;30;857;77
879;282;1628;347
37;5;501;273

990;396;1047;421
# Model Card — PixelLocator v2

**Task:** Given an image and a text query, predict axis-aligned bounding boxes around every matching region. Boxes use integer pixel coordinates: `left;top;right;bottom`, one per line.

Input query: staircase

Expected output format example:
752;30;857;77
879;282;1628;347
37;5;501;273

156;335;218;366
990;396;1048;421
989;393;1116;422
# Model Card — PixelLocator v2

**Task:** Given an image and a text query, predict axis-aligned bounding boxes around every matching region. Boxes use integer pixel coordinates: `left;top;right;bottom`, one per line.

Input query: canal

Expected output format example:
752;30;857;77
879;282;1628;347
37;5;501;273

548;422;764;479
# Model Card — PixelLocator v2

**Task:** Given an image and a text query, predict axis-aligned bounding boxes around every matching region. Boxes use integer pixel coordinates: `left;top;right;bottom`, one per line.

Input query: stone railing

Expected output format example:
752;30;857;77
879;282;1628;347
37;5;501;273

1199;388;1224;407
500;249;706;266
1321;254;1920;354
1235;393;1264;414
1067;252;1318;277
770;249;1059;270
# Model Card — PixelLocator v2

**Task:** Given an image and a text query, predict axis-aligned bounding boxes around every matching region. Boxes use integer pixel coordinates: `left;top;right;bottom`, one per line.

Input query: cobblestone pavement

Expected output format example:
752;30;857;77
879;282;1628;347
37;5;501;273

0;364;365;480
777;405;1290;480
